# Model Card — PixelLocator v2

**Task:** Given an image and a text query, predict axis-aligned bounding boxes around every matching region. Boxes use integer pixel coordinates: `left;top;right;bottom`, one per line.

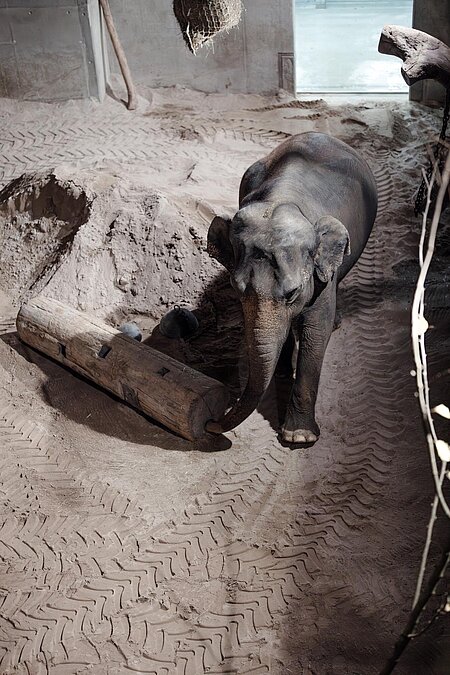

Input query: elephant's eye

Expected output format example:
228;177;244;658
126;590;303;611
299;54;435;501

253;248;278;269
285;287;300;304
253;247;267;261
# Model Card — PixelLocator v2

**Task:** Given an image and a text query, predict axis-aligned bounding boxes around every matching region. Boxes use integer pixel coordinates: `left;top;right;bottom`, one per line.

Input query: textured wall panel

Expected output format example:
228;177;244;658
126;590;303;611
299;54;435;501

0;0;106;101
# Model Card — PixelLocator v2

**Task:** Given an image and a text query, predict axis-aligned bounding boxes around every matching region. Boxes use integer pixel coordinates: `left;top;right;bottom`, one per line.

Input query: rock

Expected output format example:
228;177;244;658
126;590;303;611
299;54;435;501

119;322;142;341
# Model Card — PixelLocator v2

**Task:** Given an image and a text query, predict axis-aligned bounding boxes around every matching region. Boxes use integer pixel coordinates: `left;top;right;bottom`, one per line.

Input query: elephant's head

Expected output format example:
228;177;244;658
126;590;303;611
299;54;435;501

206;202;350;434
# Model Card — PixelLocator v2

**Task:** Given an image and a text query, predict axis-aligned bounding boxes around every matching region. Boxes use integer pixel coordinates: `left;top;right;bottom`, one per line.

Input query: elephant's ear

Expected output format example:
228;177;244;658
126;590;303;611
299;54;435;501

207;216;234;270
314;215;351;283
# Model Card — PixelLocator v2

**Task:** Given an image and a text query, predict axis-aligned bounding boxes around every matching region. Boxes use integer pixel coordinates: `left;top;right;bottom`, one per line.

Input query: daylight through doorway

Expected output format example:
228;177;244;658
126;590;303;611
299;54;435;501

295;0;414;93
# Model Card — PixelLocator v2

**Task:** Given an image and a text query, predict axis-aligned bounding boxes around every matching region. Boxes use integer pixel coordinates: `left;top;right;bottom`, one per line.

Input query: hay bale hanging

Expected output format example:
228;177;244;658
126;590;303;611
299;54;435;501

173;0;243;54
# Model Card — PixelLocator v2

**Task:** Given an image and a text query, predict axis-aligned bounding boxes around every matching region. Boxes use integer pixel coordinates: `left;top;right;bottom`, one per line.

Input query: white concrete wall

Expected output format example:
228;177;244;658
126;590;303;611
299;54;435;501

107;0;295;95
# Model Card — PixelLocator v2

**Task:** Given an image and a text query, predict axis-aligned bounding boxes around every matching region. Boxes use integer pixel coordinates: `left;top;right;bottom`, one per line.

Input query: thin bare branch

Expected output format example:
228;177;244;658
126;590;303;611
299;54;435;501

411;151;450;518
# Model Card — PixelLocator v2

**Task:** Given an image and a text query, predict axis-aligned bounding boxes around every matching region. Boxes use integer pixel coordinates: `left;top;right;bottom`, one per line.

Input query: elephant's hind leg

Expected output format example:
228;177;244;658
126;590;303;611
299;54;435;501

281;284;336;444
275;329;296;379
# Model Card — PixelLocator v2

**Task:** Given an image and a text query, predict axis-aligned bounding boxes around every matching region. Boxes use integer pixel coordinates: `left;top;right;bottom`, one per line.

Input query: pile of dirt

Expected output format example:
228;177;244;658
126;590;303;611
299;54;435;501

0;168;220;331
0;173;91;300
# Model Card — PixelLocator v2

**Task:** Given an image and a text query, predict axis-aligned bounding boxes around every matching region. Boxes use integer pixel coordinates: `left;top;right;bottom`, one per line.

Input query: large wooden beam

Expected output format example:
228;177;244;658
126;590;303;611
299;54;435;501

16;296;230;441
378;25;450;89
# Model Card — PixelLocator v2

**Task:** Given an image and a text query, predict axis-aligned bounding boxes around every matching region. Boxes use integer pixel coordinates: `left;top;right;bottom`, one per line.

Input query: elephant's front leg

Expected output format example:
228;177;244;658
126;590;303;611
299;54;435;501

281;284;336;444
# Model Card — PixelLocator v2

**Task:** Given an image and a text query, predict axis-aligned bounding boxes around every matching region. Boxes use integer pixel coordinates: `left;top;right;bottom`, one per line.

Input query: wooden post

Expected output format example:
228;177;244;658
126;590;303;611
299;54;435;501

378;25;450;89
99;0;137;110
16;296;230;441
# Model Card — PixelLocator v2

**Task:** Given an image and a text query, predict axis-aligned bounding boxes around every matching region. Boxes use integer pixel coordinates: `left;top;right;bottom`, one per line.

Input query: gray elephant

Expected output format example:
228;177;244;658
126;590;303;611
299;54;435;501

206;131;378;444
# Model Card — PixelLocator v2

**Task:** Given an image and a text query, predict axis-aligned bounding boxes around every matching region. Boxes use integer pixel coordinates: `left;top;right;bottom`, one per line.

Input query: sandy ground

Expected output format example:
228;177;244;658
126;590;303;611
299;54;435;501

0;84;449;674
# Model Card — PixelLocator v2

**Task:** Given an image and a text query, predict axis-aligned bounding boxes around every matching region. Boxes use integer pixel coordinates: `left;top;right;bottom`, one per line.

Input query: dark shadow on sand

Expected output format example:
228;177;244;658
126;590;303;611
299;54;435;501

1;329;231;453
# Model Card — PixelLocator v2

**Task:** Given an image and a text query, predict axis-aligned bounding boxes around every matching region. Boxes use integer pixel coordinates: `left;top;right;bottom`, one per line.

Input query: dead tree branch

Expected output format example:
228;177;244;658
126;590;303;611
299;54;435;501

378;25;450;89
379;147;450;675
379;549;450;675
411;151;450;518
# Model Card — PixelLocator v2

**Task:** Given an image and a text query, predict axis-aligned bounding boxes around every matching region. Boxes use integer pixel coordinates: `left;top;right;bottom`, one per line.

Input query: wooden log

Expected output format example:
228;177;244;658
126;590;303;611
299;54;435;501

378;25;450;89
16;296;230;441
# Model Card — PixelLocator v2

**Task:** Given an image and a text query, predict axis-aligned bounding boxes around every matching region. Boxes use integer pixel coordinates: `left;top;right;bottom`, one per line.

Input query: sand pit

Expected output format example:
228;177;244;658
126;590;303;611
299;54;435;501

0;88;449;674
0;168;219;328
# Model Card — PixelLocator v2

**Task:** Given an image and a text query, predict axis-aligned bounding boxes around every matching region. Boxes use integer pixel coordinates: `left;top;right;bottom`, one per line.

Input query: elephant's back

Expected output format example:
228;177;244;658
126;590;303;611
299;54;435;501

243;132;377;278
261;132;377;225
264;132;375;187
240;132;376;208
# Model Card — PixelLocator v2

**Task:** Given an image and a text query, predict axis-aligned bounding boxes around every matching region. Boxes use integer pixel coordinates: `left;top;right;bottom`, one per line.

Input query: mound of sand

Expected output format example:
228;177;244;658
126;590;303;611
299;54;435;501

0;168;220;330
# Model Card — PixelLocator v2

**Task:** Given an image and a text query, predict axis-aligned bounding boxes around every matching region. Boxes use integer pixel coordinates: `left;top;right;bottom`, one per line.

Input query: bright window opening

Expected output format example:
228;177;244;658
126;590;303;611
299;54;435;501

295;0;414;93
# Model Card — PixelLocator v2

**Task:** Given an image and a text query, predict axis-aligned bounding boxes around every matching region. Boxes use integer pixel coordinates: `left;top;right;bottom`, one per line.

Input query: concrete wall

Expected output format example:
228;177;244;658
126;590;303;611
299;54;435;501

0;0;448;102
107;0;295;95
0;0;294;100
411;0;450;104
0;0;106;100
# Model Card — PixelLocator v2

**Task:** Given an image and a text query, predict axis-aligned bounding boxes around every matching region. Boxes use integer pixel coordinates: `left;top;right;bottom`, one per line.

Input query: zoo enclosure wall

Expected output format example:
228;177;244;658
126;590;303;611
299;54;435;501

0;0;448;102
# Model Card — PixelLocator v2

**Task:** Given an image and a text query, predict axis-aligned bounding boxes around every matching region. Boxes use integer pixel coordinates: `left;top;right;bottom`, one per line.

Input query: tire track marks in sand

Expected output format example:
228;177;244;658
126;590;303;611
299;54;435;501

0;364;398;675
0;108;436;673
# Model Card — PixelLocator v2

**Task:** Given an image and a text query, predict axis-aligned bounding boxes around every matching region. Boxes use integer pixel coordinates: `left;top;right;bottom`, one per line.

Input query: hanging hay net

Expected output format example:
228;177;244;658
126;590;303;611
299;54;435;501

173;0;243;54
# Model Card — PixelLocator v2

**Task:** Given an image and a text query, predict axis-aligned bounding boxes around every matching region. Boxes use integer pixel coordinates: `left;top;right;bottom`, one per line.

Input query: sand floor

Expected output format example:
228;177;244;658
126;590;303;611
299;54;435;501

0;84;449;674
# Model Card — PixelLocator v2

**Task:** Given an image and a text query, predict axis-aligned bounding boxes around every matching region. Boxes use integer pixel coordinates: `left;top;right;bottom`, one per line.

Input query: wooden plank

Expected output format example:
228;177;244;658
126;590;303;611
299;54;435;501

16;296;230;441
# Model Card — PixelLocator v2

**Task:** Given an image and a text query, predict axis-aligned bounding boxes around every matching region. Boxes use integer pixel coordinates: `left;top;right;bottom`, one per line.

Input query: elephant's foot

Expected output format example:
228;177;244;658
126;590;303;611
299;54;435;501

281;428;318;443
281;407;320;445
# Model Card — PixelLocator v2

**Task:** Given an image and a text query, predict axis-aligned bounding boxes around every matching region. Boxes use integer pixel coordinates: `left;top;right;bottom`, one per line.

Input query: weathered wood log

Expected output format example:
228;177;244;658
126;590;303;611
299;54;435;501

378;25;450;88
16;296;230;441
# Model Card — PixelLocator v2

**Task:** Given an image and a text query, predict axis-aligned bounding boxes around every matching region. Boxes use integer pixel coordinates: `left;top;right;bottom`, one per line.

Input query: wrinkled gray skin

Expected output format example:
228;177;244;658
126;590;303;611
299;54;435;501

206;132;378;443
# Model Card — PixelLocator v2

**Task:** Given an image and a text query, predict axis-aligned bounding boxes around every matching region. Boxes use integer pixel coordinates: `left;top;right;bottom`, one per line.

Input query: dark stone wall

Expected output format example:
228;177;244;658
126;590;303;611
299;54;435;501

411;0;450;104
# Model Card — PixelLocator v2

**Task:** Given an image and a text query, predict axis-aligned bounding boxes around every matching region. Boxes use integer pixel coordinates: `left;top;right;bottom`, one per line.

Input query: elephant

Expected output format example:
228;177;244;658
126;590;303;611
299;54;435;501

205;131;378;444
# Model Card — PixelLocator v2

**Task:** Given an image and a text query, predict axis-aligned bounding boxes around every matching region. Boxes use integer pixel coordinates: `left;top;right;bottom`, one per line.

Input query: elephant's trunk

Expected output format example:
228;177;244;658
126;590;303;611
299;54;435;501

206;296;289;434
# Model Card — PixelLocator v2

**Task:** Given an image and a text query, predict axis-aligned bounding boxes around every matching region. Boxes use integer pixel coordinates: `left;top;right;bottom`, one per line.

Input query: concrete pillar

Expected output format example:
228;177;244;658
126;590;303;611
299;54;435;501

411;0;450;104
